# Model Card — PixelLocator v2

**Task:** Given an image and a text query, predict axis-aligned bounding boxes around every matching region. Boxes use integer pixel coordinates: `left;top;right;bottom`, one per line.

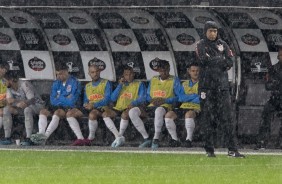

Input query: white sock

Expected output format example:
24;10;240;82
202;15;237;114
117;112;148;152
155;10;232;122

185;118;195;141
153;107;166;140
165;118;178;140
67;117;84;140
88;120;98;140
38;114;48;134
3;107;12;138
119;119;129;136
0;117;3;129
45;115;60;138
24;107;34;138
103;117;119;138
129;107;149;139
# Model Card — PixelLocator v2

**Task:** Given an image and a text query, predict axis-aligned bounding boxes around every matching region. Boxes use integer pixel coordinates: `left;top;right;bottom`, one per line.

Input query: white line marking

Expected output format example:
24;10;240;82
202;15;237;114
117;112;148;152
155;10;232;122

0;147;282;156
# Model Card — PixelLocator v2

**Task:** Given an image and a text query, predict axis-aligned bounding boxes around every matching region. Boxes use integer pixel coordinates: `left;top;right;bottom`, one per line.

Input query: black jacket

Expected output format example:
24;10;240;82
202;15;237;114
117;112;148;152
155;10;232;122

196;38;234;90
266;61;282;96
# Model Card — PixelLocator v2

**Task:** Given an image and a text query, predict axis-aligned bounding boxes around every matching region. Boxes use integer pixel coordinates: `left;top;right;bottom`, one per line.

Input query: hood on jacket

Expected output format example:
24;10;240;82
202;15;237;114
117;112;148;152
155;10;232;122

204;21;219;41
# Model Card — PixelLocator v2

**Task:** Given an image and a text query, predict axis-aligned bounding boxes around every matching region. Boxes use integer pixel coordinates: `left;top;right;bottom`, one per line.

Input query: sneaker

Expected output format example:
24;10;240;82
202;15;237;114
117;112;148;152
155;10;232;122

139;139;152;148
254;141;266;150
30;133;47;145
71;139;85;146
206;151;216;157
114;136;125;148
0;138;12;145
169;139;181;147
20;138;34;146
84;138;93;146
228;151;245;158
111;138;118;148
183;139;192;148
151;139;159;149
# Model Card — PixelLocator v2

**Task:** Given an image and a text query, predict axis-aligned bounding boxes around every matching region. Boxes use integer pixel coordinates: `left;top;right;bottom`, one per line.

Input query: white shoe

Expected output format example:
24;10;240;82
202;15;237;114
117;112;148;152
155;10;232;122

111;138;118;148
115;136;125;148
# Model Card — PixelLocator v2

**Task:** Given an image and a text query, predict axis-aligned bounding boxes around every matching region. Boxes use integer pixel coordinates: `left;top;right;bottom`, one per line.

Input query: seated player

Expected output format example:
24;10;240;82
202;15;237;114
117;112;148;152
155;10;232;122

146;59;182;149
106;65;147;148
30;62;81;145
0;71;45;146
64;62;112;146
165;62;200;148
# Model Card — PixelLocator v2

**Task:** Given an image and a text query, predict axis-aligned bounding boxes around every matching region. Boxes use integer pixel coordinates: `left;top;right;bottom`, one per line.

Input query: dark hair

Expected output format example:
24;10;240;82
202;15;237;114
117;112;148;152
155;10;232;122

0;61;9;71
123;65;134;72
4;71;18;81
158;60;170;69
55;62;69;71
187;62;199;68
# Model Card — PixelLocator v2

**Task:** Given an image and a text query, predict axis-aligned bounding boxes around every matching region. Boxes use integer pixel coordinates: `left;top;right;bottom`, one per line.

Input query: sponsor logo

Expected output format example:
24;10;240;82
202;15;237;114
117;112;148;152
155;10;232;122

229;13;253;24
153;90;166;98
130;16;149;24
149;58;160;71
66;62;79;72
267;34;282;45
81;33;98;45
100;16;122;24
259;17;278;25
53;34;71;45
251;62;268;73
7;60;20;71
89;94;104;101
10;16;28;24
69;16;88;24
143;32;159;45
0;94;6;100
120;92;133;99
21;32;39;45
88;57;106;71
41;17;62;25
28;57;46;71
127;62;140;73
176;33;195;45
195;16;213;24
0;32;12;44
113;34;132;46
241;34;260;46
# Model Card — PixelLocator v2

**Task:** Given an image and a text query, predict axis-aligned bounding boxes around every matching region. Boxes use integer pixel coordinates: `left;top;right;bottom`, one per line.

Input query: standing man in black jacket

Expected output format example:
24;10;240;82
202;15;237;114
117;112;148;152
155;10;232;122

196;21;244;157
256;47;282;149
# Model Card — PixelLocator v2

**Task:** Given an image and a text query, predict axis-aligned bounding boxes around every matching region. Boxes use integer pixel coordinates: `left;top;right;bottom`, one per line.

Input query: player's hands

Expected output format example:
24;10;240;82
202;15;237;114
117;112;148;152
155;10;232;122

84;103;94;110
151;98;165;106
16;101;28;109
127;104;134;110
0;99;6;107
119;77;125;84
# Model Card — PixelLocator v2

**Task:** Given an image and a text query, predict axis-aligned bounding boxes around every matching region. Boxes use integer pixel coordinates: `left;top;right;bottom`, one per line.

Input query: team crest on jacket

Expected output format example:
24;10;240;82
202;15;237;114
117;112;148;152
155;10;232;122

200;92;206;99
66;85;72;92
217;44;224;52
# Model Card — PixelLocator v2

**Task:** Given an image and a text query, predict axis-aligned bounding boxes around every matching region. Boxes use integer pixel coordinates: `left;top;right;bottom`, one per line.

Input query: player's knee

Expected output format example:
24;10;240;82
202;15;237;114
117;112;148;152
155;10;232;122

185;111;195;118
40;109;49;116
165;111;176;119
121;112;129;120
24;107;32;115
89;112;97;120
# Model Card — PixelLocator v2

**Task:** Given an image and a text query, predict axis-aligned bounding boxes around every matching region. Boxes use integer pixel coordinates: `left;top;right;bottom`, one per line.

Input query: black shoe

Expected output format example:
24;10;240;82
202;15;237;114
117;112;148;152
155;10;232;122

206;151;216;157
21;138;34;146
254;141;266;150
169;139;181;147
228;151;245;158
183;139;192;148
